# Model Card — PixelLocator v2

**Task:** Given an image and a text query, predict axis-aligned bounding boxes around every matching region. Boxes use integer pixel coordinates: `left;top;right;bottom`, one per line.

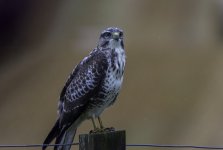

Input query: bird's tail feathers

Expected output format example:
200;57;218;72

54;125;70;150
55;127;77;150
63;128;77;150
42;119;60;150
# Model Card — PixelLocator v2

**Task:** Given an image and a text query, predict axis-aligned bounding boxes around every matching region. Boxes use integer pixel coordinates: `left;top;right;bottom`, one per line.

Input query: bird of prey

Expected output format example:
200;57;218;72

42;27;126;150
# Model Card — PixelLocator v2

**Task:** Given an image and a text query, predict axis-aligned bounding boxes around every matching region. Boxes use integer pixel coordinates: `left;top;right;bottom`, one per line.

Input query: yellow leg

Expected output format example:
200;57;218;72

91;117;97;130
98;116;104;129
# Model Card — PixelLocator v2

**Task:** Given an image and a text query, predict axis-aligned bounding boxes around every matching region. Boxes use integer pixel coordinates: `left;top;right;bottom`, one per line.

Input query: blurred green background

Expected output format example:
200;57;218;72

1;0;223;149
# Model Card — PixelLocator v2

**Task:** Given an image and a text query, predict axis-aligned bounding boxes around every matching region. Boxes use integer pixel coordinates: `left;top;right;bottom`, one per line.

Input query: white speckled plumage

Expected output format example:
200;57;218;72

43;27;126;150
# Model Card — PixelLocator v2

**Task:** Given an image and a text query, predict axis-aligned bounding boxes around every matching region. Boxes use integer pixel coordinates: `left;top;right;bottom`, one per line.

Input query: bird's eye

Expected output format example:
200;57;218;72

103;32;112;38
119;32;123;38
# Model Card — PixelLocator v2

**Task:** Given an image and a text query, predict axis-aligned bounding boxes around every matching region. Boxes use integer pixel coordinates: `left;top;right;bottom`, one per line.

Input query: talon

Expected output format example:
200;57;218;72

89;127;115;134
104;127;115;132
90;117;115;133
89;128;104;134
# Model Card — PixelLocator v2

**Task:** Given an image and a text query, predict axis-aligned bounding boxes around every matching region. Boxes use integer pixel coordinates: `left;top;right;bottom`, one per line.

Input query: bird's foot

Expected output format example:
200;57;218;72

103;127;115;132
89;128;103;134
89;127;115;134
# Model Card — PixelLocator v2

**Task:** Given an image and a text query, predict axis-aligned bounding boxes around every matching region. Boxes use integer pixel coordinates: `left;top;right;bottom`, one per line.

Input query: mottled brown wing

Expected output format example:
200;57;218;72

58;51;108;125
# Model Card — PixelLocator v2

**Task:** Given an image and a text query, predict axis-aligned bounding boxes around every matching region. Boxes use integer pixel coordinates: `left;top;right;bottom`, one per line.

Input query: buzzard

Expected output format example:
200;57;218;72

43;27;126;150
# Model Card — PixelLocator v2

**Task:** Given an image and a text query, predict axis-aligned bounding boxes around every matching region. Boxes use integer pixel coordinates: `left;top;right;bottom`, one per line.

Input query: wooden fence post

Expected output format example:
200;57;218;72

79;130;126;150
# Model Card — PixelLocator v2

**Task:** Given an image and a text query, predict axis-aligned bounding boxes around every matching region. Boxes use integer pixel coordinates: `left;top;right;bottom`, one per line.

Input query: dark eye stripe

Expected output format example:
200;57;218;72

121;40;124;48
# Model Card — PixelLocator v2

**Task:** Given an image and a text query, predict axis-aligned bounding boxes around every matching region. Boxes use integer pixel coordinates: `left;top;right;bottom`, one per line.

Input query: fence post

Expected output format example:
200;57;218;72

79;130;126;150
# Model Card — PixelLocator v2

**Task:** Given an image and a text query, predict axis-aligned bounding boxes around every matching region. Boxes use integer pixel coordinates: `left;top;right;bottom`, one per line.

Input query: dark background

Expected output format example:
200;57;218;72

0;0;223;149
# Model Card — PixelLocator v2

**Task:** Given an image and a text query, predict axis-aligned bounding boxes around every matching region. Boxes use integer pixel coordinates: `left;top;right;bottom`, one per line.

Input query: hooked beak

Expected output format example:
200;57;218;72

112;32;120;40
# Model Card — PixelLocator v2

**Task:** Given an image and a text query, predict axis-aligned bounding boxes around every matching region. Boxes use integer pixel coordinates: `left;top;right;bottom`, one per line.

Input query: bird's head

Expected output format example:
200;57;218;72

98;27;124;49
